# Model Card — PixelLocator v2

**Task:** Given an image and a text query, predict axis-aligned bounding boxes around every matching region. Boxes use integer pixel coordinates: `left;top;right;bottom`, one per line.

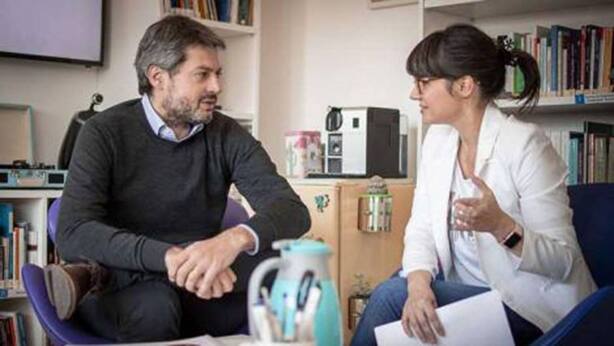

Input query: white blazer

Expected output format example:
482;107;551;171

401;104;597;332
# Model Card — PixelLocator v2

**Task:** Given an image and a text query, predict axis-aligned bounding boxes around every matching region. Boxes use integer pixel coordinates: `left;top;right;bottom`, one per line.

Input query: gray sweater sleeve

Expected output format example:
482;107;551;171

225;121;311;250
56;113;310;272
56;120;172;272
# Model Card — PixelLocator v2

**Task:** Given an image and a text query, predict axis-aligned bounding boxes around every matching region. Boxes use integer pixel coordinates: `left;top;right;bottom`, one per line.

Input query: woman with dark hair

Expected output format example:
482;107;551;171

351;24;596;346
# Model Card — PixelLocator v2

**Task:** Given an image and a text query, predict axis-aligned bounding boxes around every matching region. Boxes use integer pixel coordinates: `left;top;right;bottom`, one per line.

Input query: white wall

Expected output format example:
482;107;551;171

259;0;422;178
0;0;424;176
0;0;159;165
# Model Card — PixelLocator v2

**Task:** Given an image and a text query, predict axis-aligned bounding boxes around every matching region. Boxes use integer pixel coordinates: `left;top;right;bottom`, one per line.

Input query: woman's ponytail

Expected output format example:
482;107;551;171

498;43;541;113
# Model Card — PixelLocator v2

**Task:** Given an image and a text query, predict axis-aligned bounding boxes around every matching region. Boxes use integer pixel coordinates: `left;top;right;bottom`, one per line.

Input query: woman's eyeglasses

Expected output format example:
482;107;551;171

414;77;439;94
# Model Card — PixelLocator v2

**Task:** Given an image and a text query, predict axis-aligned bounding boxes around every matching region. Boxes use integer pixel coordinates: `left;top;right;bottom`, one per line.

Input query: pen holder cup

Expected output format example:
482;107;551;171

358;194;392;233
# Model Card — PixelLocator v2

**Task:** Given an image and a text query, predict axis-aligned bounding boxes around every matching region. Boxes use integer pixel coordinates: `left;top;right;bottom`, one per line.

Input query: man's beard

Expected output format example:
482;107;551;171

162;93;216;127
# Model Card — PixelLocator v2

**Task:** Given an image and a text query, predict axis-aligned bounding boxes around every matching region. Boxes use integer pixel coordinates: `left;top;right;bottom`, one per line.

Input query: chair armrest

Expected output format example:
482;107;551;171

533;286;614;345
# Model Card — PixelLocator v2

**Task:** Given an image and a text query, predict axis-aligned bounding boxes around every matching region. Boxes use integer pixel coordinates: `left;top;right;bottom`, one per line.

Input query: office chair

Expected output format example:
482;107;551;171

22;197;250;346
532;183;614;345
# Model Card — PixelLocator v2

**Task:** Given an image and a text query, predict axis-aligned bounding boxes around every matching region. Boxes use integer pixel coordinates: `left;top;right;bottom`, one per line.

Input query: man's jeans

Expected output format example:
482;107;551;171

350;275;542;346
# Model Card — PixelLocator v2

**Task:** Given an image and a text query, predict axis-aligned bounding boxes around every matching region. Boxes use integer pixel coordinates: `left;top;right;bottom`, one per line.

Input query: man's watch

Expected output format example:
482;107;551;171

500;223;522;249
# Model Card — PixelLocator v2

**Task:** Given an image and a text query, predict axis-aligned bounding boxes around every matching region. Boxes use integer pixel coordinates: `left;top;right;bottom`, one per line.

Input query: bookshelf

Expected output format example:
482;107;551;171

0;189;61;346
187;19;256;37
423;0;614;18
416;0;614;182
497;93;614;114
158;0;262;138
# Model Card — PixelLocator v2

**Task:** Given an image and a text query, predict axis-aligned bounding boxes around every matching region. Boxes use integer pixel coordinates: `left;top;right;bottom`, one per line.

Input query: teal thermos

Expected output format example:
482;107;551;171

248;239;342;346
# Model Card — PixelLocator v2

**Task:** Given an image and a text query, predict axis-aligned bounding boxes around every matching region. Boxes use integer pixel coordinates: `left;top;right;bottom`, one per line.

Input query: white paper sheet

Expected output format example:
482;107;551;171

374;291;514;346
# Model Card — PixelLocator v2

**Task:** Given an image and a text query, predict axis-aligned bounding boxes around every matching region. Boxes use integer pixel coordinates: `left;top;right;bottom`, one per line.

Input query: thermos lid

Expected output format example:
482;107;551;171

273;239;331;255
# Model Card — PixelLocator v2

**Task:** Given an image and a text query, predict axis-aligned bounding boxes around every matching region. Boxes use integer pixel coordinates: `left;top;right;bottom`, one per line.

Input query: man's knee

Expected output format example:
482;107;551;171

117;281;182;342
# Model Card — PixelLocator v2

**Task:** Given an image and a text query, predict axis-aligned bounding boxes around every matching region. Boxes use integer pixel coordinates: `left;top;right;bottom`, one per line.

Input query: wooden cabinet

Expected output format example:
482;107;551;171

289;179;414;343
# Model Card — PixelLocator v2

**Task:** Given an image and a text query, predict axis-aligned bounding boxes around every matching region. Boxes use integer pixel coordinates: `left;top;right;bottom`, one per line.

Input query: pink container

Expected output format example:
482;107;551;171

285;131;322;178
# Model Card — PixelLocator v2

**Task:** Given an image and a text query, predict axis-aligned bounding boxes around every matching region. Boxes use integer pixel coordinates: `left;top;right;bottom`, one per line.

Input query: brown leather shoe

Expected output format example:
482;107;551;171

43;262;109;320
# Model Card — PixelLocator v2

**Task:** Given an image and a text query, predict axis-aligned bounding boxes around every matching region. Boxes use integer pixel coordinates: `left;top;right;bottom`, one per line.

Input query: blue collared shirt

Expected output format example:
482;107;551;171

141;94;204;142
140;95;259;254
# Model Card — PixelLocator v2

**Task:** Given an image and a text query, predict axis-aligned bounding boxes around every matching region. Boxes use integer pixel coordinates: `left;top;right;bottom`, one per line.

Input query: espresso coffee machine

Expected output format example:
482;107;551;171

323;106;401;178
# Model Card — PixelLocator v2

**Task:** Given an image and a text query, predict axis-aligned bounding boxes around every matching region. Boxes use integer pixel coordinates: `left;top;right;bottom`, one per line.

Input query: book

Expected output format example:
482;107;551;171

602;28;613;90
551;25;579;95
0;311;24;346
583;121;613;183
568;132;583;185
12;228;19;287
514;32;527;95
533;25;550;93
216;0;231;22
1;238;8;287
594;135;608;182
16;313;26;346
208;0;218;21
532;26;550;95
0;319;7;346
550;26;561;94
7;234;13;287
598;27;605;89
230;0;239;23
570;29;581;91
26;230;37;265
0;204;13;238
579;26;588;90
586;25;602;90
238;0;250;25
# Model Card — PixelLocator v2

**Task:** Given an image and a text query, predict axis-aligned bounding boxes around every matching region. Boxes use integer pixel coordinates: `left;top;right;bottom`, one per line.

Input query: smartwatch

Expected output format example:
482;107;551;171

500;223;522;249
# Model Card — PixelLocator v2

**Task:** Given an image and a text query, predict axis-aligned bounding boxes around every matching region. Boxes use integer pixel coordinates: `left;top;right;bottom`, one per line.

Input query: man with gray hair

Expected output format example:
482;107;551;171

44;15;310;342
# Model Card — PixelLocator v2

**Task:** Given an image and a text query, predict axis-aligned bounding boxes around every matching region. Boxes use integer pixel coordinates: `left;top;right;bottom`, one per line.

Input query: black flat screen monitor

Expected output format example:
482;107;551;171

0;0;105;66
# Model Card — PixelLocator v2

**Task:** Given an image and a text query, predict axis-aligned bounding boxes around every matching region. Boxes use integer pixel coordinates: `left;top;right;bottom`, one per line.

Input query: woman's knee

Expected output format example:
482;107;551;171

369;276;408;307
350;277;407;346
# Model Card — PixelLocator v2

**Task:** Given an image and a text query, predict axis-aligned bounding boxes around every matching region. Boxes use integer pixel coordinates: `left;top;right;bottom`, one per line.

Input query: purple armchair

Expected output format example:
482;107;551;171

22;197;249;345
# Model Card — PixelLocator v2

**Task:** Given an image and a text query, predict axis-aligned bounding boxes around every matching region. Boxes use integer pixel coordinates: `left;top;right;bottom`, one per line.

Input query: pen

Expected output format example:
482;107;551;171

260;287;283;340
283;294;297;341
295;272;317;341
296;270;315;311
252;304;273;342
299;284;322;341
281;293;288;340
260;287;273;312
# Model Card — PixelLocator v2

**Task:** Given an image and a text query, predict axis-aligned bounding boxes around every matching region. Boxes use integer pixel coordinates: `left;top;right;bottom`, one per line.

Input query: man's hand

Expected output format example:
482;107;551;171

196;267;237;299
164;246;184;276
166;226;254;297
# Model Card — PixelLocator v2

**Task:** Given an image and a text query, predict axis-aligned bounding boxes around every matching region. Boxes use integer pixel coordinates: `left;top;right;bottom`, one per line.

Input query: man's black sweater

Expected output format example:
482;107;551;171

57;99;310;277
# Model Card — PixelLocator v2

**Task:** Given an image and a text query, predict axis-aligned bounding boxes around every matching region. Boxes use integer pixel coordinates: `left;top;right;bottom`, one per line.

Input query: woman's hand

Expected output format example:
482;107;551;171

453;176;515;240
402;274;445;344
